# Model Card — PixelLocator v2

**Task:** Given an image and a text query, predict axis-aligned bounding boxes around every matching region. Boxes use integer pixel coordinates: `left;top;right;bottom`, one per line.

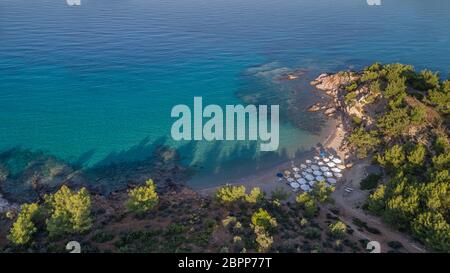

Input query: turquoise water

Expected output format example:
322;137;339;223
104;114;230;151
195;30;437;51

1;0;449;189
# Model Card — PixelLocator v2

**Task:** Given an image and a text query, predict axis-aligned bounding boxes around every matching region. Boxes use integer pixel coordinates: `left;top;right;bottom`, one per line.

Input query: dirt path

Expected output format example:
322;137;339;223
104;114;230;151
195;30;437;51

331;161;426;253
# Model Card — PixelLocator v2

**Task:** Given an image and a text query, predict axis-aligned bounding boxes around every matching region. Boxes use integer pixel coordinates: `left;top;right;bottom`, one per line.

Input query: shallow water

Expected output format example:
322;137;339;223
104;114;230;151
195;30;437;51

0;0;449;189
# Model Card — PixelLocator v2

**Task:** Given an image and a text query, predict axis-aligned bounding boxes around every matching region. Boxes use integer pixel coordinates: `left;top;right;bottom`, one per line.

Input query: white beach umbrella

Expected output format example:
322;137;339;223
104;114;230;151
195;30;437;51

305;174;315;181
287;177;295;182
334;173;343;178
332;158;342;164
323;158;330;162
337;164;346;170
300;164;307;169
320;166;330;172
306;168;313;173
313;170;322;176
305;159;312;164
290;182;300;189
293;167;300;172
318;161;324;166
297;178;307;185
313;156;320;160
301;184;311;192
294;173;301;178
315;175;325;182
331;168;341;173
327;162;336;167
311;165;319;171
324;171;333;177
327;178;337;184
302;171;308;176
329;155;335;159
284;170;291;176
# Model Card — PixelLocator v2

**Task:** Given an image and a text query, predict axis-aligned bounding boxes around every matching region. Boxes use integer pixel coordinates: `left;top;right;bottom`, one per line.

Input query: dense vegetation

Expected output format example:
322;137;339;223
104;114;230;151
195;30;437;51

346;63;449;252
1;182;370;253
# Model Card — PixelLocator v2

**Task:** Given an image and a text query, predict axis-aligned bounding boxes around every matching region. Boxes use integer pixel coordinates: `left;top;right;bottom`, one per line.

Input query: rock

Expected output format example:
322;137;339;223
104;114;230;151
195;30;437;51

311;72;359;93
307;103;322;112
324;107;336;116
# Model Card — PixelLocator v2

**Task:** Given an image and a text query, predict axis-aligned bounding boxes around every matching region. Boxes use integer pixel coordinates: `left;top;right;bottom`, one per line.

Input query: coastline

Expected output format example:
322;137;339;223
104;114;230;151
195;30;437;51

196;114;343;198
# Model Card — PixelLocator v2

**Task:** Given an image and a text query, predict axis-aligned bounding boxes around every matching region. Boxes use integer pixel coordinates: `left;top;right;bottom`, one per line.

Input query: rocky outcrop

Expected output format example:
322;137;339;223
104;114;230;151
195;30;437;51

310;72;382;128
311;72;359;95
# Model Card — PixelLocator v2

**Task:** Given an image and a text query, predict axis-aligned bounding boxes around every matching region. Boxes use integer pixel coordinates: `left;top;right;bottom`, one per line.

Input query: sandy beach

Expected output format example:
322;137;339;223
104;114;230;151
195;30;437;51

197;114;346;198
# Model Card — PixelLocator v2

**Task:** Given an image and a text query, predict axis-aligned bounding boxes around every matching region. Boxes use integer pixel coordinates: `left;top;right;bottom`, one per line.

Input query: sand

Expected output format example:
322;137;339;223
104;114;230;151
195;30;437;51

197;116;346;198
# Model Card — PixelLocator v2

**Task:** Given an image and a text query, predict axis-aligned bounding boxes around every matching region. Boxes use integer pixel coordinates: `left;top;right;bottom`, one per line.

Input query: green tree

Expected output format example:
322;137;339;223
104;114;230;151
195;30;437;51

426;88;450;114
296;192;318;218
245;187;264;204
251;208;277;230
376;144;406;174
412;212;450;252
413;69;441;91
432;151;450;171
423;181;449;214
377;108;410;138
410;106;426;125
367;184;386;215
434;135;449;154
407;144;426;169
7;203;40;245
126;179;159;214
348;127;381;158
328;221;347;238
254;225;274;253
311;181;335;203
45;185;92;238
216;184;246;204
383;185;420;229
384;76;407;108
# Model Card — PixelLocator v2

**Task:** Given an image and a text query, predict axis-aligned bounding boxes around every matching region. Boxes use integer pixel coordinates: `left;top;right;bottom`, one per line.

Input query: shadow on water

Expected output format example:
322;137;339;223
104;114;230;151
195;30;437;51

0;63;332;202
0;136;191;202
0;130;322;203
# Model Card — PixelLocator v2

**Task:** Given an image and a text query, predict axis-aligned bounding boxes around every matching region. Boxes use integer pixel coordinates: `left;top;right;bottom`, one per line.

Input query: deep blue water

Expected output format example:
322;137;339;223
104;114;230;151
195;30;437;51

0;0;449;187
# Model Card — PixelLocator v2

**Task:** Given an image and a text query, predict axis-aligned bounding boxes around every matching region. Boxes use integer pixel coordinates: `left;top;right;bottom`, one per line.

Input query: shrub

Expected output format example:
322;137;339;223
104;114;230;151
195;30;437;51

434;135;449;154
126;179;159;214
377;108;410;138
410;106;426;125
254;225;273;253
8;203;40;245
222;216;237;227
311;181;335;203
367;185;386;215
328;221;347;238
412;212;450;252
45;185;92;238
348;127;380;158
345;82;358;92
215;184;246;204
245;187;264;204
344;92;358;105
251;208;277;230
